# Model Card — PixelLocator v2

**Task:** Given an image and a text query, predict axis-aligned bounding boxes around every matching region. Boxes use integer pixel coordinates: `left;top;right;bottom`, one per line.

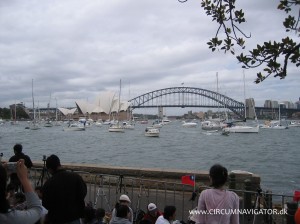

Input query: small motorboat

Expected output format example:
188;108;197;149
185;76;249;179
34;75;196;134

145;127;160;137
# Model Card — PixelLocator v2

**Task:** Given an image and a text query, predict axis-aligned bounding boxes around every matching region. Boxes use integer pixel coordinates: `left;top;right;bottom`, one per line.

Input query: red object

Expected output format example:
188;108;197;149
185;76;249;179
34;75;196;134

294;190;300;202
181;175;195;186
295;208;300;224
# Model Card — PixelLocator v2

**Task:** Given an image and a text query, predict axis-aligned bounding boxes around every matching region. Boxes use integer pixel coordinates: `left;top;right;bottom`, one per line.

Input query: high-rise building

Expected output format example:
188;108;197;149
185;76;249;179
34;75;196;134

295;97;300;109
264;100;272;108
245;98;256;118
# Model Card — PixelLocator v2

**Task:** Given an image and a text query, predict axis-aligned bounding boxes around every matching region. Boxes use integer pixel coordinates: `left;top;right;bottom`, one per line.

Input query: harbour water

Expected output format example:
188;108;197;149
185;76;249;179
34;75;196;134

0;121;299;196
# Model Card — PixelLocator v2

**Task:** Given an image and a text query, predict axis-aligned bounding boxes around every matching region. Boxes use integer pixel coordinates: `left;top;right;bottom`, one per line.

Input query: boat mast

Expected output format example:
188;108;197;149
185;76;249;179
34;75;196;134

55;98;58;121
216;72;220;119
32;79;35;121
243;71;246;120
118;79;121;123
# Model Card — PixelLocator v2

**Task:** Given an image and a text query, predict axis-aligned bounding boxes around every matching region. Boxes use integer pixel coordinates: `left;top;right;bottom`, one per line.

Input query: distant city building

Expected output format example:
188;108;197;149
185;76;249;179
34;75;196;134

295;97;300;109
272;101;279;108
264;100;272;108
245;98;256;118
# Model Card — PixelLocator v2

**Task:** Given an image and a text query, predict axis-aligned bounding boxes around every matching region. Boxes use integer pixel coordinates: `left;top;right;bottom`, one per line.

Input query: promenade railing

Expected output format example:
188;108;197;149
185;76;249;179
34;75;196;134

29;168;296;224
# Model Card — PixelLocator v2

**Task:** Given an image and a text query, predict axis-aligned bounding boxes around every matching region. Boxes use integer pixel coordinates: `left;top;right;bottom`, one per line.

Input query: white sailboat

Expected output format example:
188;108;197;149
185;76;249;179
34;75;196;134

108;80;125;133
54;98;61;126
201;73;226;131
123;85;135;130
30;79;41;130
260;104;288;129
222;72;259;133
10;101;19;125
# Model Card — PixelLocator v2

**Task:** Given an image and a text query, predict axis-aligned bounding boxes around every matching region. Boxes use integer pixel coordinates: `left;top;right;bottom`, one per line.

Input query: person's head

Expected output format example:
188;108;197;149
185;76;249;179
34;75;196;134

119;194;131;205
0;166;10;213
83;206;96;224
209;164;228;188
13;144;22;154
116;205;130;219
163;205;176;221
95;208;105;220
46;154;61;174
147;203;158;217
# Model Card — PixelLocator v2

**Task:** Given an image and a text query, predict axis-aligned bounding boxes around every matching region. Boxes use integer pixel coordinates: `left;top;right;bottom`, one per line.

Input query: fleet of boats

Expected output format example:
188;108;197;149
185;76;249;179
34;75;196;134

1;118;299;137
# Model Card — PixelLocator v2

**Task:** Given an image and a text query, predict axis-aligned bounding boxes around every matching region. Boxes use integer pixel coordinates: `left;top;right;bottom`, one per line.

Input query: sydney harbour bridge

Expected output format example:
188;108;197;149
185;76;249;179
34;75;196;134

128;87;299;118
32;87;298;119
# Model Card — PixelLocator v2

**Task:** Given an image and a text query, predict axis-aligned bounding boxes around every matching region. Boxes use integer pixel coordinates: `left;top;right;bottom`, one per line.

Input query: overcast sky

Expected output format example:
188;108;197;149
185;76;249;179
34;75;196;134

0;0;299;114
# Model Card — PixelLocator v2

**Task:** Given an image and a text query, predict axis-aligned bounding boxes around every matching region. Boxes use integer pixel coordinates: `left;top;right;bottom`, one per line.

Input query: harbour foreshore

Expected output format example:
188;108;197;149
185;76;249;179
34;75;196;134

29;162;292;224
32;161;261;190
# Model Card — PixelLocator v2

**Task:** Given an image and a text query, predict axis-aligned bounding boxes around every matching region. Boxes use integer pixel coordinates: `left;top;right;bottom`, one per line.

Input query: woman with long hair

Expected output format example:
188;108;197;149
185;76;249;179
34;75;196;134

196;164;239;224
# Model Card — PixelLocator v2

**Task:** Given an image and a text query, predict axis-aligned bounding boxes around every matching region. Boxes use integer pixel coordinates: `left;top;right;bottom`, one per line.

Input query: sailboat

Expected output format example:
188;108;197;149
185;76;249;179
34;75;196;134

260;104;288;129
10;102;19;125
123;84;135;130
54;98;61;126
30;79;41;130
44;93;53;127
202;73;226;131
222;72;259;133
108;80;125;133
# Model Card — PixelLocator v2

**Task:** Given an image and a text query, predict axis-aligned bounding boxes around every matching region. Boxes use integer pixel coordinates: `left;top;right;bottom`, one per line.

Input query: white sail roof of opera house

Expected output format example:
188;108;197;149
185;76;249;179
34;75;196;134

75;91;130;114
58;108;77;116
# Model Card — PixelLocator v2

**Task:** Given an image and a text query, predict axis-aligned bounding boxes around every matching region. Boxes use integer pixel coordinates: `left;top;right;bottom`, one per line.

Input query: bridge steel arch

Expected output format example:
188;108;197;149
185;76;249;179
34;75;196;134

129;87;245;118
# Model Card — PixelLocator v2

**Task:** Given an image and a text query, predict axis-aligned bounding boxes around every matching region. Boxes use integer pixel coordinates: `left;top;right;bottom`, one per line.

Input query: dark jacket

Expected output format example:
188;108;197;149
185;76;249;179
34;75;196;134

9;152;33;168
9;153;33;189
143;211;162;224
42;169;87;223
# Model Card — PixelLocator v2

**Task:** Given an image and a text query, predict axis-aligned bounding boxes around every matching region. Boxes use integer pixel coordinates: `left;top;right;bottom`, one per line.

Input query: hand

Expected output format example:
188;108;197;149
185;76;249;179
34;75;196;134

16;159;28;182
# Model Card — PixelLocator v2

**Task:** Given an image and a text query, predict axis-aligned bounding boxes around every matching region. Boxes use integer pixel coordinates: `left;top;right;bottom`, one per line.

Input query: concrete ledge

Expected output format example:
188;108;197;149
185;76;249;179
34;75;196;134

33;161;260;190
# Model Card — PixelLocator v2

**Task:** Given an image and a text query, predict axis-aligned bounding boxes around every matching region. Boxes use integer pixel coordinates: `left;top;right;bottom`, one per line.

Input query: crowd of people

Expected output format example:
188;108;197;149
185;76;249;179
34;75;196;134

1;144;299;224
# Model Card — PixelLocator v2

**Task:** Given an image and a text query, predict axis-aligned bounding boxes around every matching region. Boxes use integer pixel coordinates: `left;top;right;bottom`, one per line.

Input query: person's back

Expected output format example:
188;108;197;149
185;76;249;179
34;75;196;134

9;144;33;169
196;164;239;224
9;144;33;191
110;205;131;224
42;154;87;223
198;188;239;224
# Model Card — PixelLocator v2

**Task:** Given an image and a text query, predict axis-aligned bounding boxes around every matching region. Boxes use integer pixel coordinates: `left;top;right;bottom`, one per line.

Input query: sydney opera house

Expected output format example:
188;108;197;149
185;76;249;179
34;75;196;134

71;91;130;121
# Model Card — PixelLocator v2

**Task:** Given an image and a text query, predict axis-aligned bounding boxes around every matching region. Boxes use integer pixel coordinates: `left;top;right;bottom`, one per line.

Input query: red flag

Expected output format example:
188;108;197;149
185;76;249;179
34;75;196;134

181;175;195;186
294;190;300;202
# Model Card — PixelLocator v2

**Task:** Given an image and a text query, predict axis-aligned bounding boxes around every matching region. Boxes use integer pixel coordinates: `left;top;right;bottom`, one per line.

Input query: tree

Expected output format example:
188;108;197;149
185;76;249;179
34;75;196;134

178;0;300;83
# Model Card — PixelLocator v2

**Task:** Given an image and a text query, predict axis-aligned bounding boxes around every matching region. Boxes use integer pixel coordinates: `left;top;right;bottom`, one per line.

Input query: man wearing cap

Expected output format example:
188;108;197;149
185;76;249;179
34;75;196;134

110;194;133;224
143;203;162;224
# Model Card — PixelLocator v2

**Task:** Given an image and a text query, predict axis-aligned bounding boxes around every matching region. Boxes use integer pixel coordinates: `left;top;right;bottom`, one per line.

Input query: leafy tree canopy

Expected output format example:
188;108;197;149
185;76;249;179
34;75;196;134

178;0;300;83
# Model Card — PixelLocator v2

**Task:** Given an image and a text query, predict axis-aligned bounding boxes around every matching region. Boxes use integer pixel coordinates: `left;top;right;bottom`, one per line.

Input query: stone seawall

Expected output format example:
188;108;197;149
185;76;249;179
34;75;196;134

33;161;261;190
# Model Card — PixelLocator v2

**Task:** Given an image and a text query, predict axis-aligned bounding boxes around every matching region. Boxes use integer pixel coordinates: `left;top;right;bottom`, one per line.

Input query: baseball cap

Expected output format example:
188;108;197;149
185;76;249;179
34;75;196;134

119;194;131;203
148;203;157;211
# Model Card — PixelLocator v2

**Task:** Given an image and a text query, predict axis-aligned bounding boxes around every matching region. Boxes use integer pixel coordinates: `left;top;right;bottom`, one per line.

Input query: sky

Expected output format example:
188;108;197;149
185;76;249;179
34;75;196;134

0;0;299;115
